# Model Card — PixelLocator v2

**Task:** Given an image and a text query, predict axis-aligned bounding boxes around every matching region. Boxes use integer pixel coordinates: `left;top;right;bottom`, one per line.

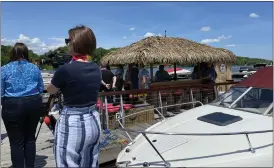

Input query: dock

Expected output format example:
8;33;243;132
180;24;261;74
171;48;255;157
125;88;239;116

1;117;156;167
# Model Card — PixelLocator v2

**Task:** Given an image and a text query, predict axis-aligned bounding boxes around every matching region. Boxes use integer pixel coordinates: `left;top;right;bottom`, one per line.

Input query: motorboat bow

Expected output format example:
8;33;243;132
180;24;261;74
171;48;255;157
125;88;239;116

116;67;273;167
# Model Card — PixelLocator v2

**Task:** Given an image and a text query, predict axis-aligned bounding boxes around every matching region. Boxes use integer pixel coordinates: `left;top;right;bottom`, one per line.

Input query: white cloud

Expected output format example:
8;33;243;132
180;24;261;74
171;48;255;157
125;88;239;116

218;35;232;40
201;34;232;44
144;32;162;38
123;36;127;39
225;44;236;47
200;26;211;32
201;38;220;44
129;27;136;31
48;37;65;42
249;13;259;18
144;32;155;37
1;34;66;54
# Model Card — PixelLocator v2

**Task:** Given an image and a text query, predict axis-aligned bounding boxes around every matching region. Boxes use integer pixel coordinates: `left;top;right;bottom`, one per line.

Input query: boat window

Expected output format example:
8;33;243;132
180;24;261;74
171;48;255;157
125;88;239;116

210;87;273;115
211;87;248;107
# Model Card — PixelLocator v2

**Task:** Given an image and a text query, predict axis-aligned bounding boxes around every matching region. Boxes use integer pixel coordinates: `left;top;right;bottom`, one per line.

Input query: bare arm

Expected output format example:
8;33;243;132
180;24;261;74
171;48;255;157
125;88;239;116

112;76;117;88
101;80;110;89
47;67;65;95
46;82;59;94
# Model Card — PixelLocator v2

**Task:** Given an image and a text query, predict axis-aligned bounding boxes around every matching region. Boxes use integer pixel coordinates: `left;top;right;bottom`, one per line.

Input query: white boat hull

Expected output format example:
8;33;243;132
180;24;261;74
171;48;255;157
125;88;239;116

116;105;273;167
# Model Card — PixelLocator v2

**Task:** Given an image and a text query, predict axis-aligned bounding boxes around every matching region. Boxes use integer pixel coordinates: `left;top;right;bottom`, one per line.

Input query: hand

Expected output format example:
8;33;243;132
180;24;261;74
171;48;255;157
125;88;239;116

105;84;111;89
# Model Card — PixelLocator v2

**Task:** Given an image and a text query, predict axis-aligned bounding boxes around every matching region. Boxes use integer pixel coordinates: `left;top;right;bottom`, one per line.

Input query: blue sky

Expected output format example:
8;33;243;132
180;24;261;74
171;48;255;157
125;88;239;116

1;1;273;60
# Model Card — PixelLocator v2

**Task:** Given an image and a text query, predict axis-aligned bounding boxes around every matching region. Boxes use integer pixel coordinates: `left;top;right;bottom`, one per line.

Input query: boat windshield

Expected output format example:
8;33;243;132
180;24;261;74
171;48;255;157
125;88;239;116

210;87;273;115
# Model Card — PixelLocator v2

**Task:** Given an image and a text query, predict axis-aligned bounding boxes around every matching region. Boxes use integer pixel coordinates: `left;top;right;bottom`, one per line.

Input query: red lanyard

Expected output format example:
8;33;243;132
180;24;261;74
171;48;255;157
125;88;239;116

72;55;88;61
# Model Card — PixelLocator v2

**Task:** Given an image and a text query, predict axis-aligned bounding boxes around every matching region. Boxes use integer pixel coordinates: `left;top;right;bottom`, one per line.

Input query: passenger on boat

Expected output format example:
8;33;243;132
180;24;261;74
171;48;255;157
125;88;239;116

200;62;209;80
46;25;102;168
1;43;44;168
100;63;116;103
203;63;217;84
191;65;199;79
155;65;170;82
125;64;139;90
208;63;217;83
113;65;124;105
114;64;124;91
138;63;150;89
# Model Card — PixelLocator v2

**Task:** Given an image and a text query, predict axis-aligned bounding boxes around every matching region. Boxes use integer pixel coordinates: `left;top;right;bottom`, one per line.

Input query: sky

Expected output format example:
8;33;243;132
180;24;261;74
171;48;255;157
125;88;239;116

1;1;273;60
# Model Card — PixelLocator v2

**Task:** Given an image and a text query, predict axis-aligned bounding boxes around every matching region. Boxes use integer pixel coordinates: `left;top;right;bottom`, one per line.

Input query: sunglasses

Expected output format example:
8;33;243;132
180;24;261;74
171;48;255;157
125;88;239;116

65;38;71;45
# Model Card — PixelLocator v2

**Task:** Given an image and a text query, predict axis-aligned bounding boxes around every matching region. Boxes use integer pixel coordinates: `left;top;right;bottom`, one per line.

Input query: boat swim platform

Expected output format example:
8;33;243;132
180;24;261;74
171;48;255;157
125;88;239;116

1;116;161;167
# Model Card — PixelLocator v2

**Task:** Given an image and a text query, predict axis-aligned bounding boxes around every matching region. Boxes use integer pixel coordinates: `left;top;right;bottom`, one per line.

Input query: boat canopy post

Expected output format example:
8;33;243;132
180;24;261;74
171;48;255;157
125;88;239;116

173;63;177;80
150;64;153;82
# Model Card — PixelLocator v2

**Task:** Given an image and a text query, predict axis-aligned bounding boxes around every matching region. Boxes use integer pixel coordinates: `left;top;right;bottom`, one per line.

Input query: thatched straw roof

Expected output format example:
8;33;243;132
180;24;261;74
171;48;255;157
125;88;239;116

100;36;236;65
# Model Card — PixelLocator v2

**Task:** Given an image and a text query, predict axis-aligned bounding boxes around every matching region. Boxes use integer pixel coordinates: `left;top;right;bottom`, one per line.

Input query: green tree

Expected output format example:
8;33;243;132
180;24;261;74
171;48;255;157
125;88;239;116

2;44;272;69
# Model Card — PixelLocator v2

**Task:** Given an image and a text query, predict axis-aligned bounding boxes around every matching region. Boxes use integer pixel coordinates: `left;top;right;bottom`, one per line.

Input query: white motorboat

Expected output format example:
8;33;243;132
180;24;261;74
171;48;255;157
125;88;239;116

116;67;273;167
166;67;192;79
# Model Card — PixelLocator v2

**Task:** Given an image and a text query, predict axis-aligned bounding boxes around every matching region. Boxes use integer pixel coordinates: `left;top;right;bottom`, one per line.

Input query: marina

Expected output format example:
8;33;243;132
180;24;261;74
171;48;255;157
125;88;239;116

2;35;273;167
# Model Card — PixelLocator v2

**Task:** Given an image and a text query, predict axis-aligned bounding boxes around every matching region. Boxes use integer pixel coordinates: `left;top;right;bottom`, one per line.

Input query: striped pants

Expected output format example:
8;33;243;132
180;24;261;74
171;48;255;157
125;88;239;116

54;105;101;168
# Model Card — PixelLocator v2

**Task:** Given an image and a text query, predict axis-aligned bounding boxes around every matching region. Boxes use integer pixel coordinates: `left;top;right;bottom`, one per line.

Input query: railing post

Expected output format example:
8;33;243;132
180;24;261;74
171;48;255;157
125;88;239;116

104;96;109;129
158;91;163;115
245;134;255;153
120;94;125;125
214;84;218;100
99;95;105;129
190;88;195;108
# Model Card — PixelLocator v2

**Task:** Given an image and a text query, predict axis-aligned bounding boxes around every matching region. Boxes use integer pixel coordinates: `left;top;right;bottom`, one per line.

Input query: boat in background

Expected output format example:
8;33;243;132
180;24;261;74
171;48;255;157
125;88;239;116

232;63;273;81
116;66;273;167
166;67;192;79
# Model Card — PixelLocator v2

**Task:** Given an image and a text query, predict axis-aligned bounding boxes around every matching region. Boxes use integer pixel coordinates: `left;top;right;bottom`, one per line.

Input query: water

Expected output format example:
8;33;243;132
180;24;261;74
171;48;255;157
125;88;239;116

42;66;241;75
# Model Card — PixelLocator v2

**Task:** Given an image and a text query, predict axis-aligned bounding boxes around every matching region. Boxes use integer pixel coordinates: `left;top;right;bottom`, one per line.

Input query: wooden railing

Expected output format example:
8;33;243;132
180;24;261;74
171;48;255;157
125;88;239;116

99;81;239;97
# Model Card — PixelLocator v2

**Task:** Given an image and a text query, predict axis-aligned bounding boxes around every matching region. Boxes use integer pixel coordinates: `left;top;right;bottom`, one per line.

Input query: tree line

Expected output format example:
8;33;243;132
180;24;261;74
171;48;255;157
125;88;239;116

1;45;272;69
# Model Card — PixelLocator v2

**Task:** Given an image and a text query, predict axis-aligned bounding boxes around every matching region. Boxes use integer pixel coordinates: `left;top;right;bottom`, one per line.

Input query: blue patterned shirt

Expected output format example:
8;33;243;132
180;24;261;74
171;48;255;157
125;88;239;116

1;60;44;97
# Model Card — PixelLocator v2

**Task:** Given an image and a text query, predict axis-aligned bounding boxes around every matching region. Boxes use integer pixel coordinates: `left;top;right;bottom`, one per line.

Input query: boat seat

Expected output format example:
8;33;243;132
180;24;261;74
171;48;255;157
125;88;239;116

160;91;169;97
107;107;120;113
172;90;183;96
96;103;114;109
124;106;133;110
112;104;133;110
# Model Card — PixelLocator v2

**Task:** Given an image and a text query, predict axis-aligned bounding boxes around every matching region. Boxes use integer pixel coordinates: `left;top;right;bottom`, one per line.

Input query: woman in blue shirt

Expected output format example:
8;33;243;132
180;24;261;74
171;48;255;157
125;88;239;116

1;43;44;168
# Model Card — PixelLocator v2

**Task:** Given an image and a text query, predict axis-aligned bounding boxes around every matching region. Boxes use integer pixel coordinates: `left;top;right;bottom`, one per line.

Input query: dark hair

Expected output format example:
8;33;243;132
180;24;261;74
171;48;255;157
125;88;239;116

10;43;29;62
159;65;164;70
68;25;96;56
106;64;111;70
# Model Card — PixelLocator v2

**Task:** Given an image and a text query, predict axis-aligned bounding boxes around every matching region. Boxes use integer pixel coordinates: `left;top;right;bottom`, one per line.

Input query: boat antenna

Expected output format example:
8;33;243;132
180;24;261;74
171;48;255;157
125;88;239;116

164;30;167;37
